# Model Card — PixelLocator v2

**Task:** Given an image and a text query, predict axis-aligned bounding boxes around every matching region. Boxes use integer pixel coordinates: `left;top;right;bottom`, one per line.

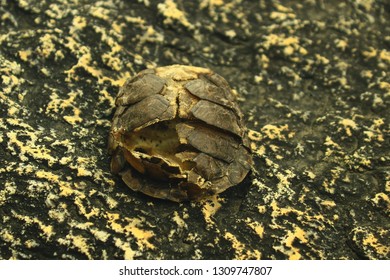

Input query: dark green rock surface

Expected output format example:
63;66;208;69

0;0;389;259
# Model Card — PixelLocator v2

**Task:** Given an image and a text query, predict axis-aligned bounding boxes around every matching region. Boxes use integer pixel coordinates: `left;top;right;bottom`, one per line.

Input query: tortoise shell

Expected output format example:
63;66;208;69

108;65;252;202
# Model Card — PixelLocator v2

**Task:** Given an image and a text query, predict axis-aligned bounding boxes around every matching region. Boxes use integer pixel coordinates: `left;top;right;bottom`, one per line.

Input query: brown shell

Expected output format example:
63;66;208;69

108;65;252;202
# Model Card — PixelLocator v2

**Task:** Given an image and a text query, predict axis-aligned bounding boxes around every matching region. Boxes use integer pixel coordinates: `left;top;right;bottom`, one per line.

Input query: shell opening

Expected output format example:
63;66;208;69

122;120;195;181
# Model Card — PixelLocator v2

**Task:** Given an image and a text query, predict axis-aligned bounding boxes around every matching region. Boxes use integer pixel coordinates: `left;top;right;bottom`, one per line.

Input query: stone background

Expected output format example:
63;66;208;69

0;0;389;259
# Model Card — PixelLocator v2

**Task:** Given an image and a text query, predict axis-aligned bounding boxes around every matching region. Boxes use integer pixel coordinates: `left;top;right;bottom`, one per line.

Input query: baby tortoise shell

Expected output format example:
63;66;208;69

108;65;252;202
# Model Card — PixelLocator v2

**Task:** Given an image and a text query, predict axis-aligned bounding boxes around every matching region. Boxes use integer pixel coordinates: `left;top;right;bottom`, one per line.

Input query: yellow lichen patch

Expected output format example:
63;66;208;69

46;89;84;125
127;220;155;250
363;118;385;143
12;211;55;240
258;54;270;70
351;226;390;259
224;29;236;39
224;232;261;260
270;9;296;22
0;228;19;244
305;170;316;180
261;124;289;141
268;200;330;237
0;58;21;76
138;26;165;49
172;211;187;229
6;129;57;166
18;49;32;62
328;166;343;187
379;81;390;95
338;118;358;136
59;181;81;197
0;181;17;206
35;170;60;183
274;225;308;260
245;218;264;239
248;129;262;141
69;16;87;35
106;213;155;250
9;163;35;176
0;8;16;26
37;33;57;59
69;157;95;178
100;193;118;209
371;193;390;214
73;197;100;220
320;200;337;209
324;136;343;157
69;234;93;259
248;130;265;156
270;200;304;219
262;34;307;59
315;54;330;65
63;107;82;125
102;53;122;71
335;39;348;51
94;25;126;72
2;74;22;95
257;205;267;214
48;203;69;223
106;212;122;231
89;6;110;21
58;233;92;259
275;169;296;195
90;228;110;243
25;239;39;249
158;0;193;29
124;15;146;25
98;88;115;109
252;179;268;194
250;142;266;157
200;0;224;9
344;150;372;170
254;73;264;85
321;179;335;195
379;49;390;64
304;214;328;231
114;237;137;260
269;144;280;153
362;47;377;59
361;69;373;79
112;21;124;34
270;11;291;23
201;195;222;229
6;117;31;129
362;231;390;257
273;3;292;13
265;158;279;170
7;105;18;116
355;0;374;11
34;168;84;200
64;37;110;84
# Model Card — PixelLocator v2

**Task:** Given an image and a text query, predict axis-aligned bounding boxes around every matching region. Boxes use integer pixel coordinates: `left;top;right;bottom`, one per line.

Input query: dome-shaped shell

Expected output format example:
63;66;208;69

109;65;252;202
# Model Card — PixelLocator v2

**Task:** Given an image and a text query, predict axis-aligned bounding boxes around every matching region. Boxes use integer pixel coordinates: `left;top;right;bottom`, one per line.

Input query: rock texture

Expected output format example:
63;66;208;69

0;0;389;259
